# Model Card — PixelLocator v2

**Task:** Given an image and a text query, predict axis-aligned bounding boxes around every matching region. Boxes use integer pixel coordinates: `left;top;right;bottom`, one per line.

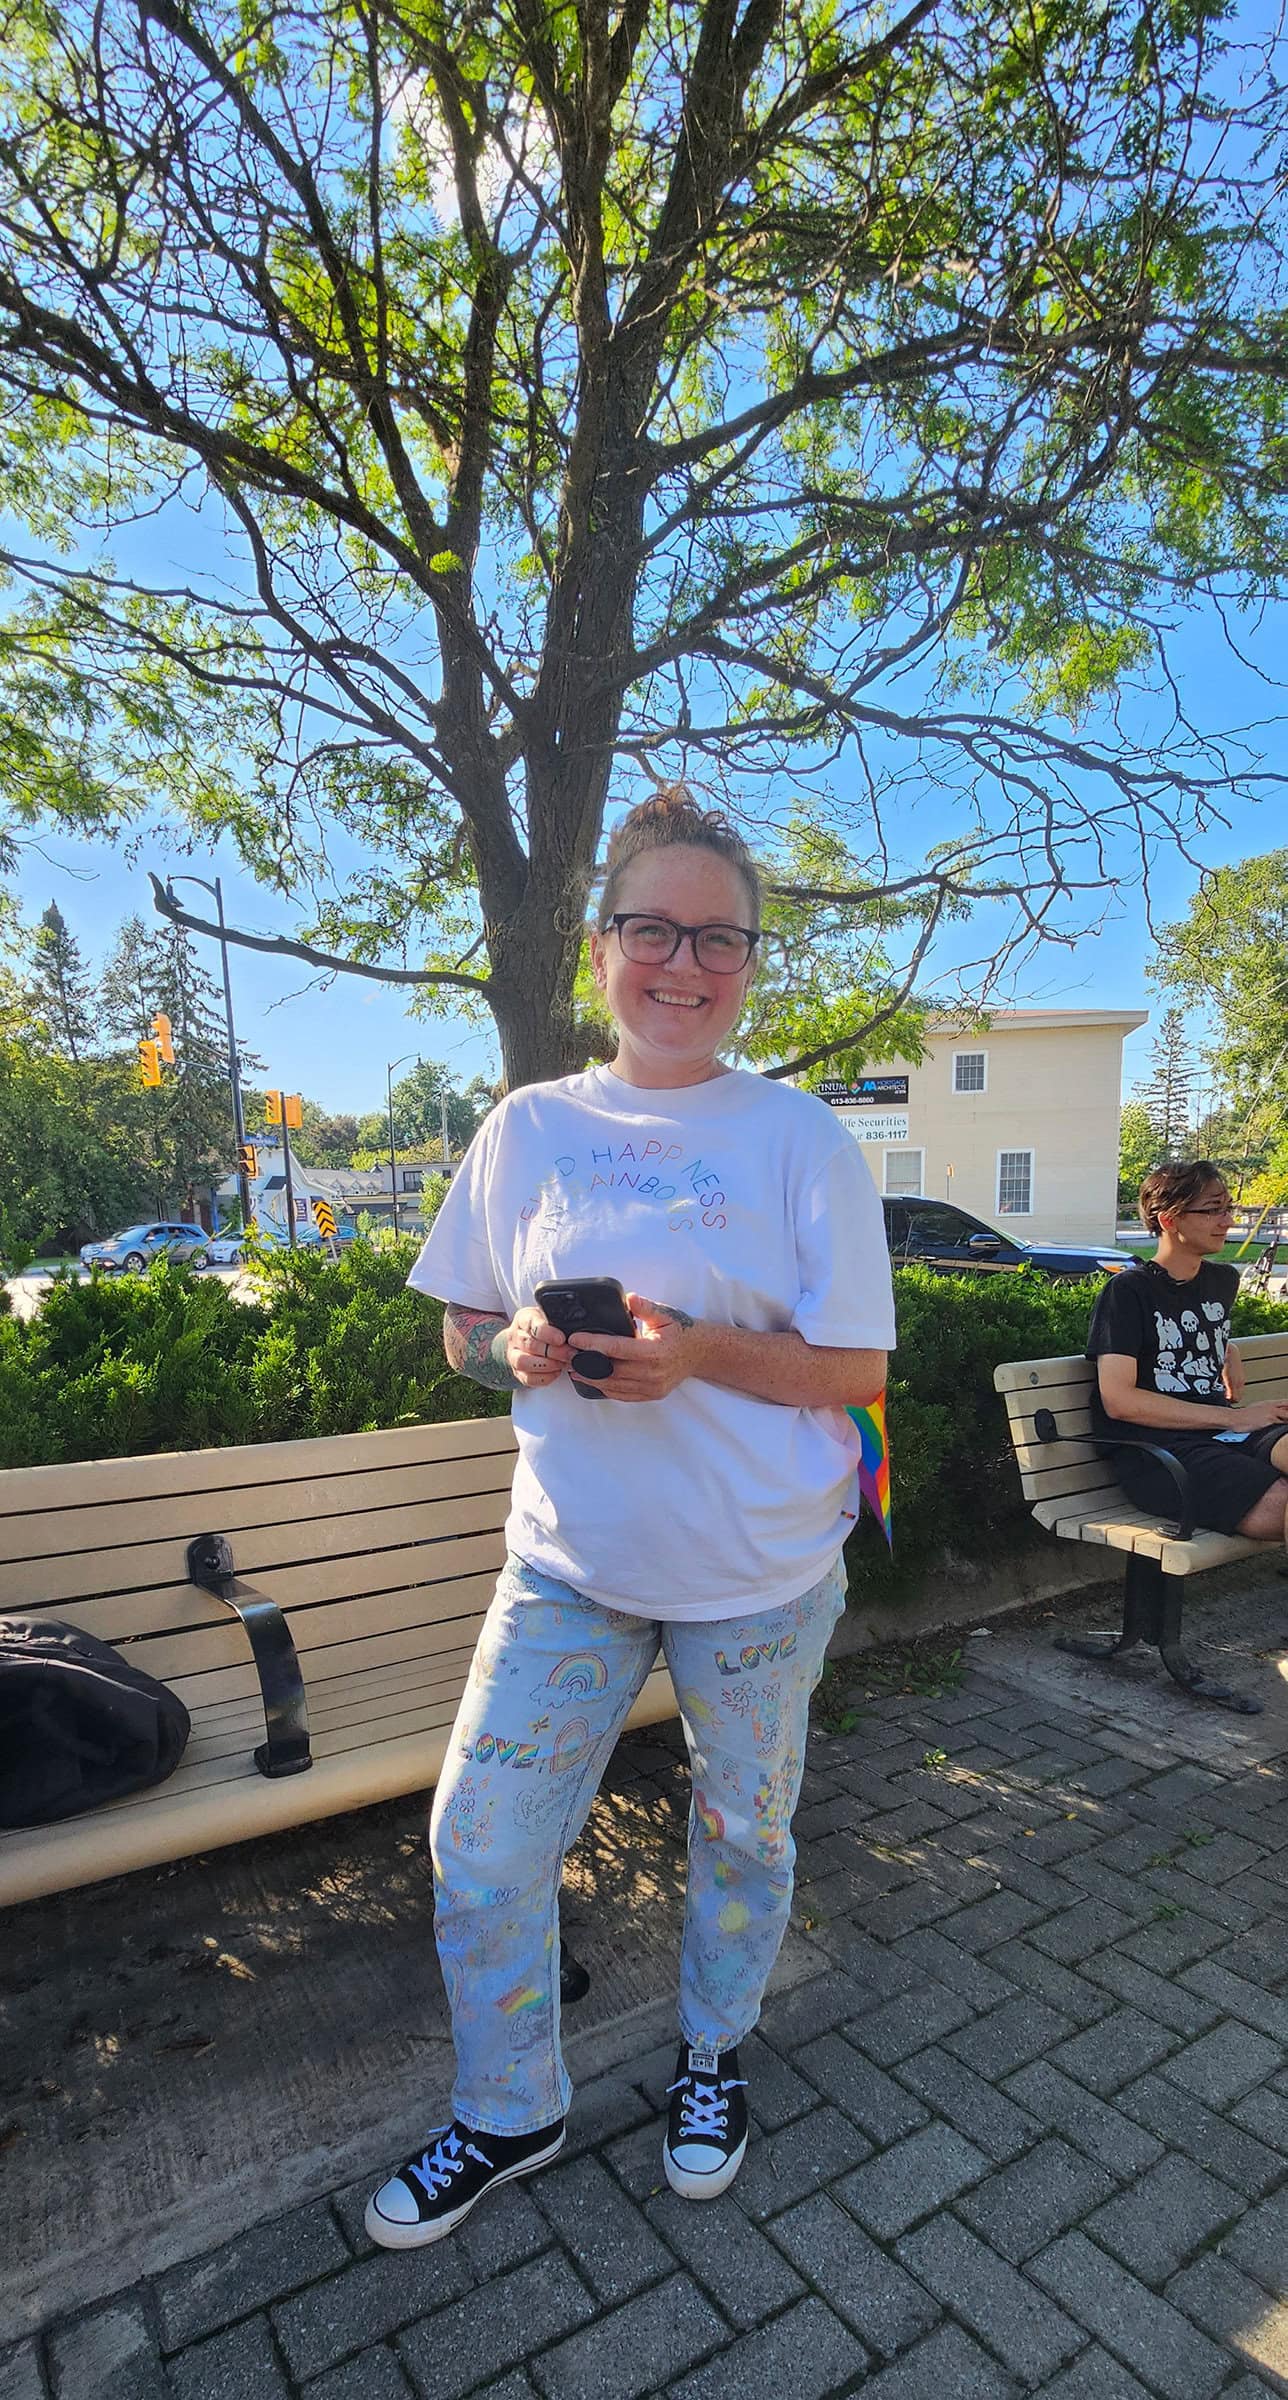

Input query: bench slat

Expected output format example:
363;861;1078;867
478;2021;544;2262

108;1545;508;1686
1014;1460;1123;1503
0;1488;511;1610
0;1414;516;1515
0;1448;514;1567
42;1544;506;1669
190;1644;484;1745
154;1585;502;1714
125;1660;482;1795
995;1357;1095;1395
1032;1494;1264;1577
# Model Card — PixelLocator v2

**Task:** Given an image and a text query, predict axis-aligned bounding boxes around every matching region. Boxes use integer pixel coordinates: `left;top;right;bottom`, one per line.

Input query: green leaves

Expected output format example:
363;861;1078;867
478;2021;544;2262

0;0;1285;1082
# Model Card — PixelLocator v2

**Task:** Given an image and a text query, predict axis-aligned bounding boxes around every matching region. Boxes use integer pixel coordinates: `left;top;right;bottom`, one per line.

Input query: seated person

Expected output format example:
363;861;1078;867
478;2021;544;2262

1087;1160;1288;1544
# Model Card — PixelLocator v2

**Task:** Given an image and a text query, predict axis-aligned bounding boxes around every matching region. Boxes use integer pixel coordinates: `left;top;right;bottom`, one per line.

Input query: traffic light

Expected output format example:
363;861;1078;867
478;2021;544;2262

238;1141;259;1180
284;1093;303;1129
264;1089;282;1125
151;1012;175;1065
138;1039;162;1088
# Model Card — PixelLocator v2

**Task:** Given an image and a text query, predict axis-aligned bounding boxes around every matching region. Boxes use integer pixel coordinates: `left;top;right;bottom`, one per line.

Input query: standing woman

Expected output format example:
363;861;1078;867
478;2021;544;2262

367;789;894;2247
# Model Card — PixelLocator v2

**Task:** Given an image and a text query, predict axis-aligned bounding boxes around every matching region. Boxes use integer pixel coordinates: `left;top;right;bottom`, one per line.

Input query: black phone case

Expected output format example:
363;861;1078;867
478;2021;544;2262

534;1280;634;1399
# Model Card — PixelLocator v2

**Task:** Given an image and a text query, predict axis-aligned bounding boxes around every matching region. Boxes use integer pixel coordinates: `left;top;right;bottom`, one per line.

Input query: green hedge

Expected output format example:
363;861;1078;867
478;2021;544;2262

0;1242;506;1468
3;1255;1284;1600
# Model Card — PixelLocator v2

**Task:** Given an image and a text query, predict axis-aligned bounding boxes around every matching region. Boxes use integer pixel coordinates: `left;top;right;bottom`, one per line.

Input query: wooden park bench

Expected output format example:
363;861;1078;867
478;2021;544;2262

0;1415;678;1913
996;1331;1288;1715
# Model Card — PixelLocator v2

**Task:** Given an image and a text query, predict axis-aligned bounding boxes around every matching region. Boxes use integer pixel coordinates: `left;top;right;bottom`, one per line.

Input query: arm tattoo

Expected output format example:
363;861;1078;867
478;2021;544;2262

654;1303;695;1329
444;1303;518;1391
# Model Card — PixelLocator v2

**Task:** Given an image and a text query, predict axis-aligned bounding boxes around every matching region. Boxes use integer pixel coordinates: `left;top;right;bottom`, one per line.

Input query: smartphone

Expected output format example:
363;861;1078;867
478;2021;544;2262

533;1277;635;1400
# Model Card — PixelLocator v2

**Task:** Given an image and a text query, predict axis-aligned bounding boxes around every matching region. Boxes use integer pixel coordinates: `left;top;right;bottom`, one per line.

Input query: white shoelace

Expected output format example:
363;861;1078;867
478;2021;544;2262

409;2127;491;2197
667;2071;747;2141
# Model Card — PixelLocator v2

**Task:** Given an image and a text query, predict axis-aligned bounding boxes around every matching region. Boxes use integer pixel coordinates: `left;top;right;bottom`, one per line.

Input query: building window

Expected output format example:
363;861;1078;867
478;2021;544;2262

997;1150;1033;1215
953;1051;987;1093
400;1169;424;1192
883;1148;924;1197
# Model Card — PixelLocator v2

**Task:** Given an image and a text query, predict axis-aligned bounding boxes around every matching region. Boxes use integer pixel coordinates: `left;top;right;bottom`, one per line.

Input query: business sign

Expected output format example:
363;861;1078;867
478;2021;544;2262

836;1110;910;1144
817;1076;910;1107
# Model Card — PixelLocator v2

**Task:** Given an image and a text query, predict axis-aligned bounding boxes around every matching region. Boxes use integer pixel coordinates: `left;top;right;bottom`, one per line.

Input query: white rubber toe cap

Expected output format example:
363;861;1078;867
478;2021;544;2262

368;2175;418;2227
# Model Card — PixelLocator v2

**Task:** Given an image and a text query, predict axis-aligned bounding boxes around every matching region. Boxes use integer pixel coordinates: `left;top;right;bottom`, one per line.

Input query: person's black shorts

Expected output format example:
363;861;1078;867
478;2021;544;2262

1108;1426;1287;1534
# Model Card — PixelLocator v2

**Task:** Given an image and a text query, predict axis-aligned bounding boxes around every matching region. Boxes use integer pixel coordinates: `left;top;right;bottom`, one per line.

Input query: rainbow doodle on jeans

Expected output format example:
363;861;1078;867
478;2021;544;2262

695;1793;725;1842
551;1716;591;1772
498;1981;544;2017
545;1653;609;1700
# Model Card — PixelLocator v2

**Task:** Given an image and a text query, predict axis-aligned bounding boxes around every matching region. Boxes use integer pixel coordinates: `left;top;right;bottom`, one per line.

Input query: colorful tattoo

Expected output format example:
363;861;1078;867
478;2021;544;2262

445;1303;518;1390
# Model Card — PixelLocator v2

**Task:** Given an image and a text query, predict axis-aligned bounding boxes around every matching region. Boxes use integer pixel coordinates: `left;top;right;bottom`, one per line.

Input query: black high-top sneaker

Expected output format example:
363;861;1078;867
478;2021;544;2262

662;2043;748;2200
365;2116;565;2248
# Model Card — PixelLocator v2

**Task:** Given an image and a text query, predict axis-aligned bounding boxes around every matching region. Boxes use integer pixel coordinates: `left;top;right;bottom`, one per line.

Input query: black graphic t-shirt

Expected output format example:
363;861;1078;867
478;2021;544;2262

1086;1260;1239;1435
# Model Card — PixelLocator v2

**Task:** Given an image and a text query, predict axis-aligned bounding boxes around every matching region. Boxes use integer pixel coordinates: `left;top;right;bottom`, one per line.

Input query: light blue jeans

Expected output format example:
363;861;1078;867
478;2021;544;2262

429;1553;848;2135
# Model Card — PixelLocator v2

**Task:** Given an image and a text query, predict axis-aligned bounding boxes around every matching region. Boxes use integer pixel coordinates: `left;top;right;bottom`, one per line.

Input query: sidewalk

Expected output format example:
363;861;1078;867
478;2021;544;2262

5;1566;1288;2400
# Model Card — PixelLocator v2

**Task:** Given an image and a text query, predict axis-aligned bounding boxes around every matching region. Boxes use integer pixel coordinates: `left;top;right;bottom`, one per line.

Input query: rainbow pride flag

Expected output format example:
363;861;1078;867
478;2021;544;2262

846;1391;893;1549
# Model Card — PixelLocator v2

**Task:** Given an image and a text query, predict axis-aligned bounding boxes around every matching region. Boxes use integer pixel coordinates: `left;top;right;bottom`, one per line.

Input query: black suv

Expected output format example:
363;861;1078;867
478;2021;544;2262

883;1196;1135;1282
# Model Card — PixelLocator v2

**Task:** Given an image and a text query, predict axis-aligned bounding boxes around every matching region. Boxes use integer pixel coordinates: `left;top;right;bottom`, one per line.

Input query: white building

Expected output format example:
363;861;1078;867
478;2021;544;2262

823;1009;1147;1247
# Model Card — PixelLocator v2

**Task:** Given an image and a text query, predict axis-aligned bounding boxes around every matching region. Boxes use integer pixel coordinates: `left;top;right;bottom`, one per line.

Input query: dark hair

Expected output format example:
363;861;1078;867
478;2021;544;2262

597;786;762;929
1138;1159;1229;1235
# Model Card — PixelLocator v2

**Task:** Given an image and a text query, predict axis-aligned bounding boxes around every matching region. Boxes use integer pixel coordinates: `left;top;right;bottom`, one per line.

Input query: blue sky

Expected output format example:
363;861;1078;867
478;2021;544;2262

10;594;1279;1119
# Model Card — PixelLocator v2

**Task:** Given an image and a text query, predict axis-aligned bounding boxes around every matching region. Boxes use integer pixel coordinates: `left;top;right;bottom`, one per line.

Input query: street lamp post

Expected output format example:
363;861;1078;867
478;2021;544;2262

167;873;251;1230
386;1053;417;1237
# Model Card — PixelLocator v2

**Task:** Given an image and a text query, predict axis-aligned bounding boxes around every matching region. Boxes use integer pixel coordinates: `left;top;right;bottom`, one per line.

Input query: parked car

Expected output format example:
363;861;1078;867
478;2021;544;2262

79;1221;210;1274
883;1196;1135;1282
201;1232;250;1267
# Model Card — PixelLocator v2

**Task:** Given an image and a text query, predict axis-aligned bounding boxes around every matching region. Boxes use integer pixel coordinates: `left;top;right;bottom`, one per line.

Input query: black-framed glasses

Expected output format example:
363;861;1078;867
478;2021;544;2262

1184;1204;1235;1218
608;912;759;974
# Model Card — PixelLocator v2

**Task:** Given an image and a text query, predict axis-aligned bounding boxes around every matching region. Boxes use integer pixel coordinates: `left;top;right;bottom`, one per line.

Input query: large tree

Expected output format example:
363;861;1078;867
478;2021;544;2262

1;0;1287;1086
1155;851;1288;1141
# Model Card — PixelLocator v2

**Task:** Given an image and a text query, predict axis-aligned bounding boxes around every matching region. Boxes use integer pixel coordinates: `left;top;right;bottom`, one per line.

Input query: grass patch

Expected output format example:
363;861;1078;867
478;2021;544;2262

812;1636;966;1735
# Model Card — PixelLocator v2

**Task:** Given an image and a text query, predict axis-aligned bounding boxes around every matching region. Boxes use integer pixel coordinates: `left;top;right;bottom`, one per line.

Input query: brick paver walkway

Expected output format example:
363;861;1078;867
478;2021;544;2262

7;1658;1288;2399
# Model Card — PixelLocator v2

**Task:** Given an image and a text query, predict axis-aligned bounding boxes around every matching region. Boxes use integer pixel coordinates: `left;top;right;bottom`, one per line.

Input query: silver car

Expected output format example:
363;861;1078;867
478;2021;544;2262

79;1221;210;1274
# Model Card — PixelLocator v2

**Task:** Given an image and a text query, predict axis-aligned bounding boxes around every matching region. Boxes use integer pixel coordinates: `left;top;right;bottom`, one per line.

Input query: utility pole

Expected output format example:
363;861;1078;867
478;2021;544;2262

282;1127;297;1248
266;1090;303;1248
386;1053;416;1237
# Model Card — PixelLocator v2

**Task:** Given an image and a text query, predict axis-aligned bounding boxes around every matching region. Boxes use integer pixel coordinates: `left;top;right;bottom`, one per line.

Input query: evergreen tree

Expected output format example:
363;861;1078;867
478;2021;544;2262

1137;1009;1198;1154
99;915;259;1205
27;901;95;1064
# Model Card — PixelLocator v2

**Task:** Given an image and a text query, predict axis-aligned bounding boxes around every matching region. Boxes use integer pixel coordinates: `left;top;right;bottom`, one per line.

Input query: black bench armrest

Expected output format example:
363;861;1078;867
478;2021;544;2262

187;1534;313;1778
1030;1409;1198;1543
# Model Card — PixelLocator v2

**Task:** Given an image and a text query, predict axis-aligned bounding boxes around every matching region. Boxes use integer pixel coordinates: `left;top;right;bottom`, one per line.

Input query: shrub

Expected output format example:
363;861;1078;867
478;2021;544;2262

0;1264;270;1466
0;1241;508;1467
245;1242;509;1437
2;1253;1284;1608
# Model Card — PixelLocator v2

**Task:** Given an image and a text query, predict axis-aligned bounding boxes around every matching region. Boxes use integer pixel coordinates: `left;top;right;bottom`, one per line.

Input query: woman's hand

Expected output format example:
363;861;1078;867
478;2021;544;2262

504;1305;574;1388
568;1294;697;1403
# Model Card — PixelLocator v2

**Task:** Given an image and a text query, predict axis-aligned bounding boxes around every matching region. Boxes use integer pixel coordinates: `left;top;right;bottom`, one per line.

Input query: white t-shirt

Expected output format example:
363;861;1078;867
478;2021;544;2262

408;1065;895;1621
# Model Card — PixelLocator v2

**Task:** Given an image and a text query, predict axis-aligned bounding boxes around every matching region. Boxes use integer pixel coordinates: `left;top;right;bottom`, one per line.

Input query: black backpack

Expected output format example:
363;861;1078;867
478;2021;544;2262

0;1616;190;1829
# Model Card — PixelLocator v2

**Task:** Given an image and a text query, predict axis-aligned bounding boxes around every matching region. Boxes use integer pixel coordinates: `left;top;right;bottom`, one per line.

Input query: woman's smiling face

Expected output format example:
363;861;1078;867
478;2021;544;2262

589;844;759;1088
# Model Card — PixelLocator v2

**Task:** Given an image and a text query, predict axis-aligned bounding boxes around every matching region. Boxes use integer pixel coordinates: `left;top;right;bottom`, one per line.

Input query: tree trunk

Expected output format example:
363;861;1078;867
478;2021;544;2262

485;886;592;1088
